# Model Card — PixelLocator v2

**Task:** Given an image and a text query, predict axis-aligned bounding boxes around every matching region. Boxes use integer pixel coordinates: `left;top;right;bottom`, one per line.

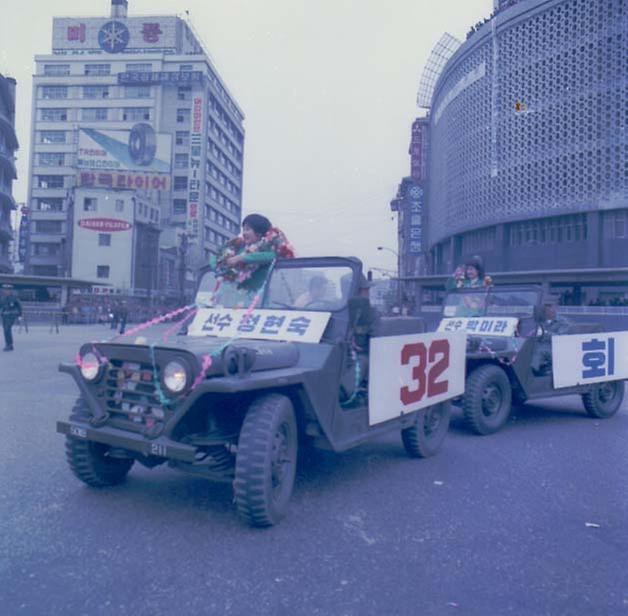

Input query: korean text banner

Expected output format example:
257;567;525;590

188;309;331;343
552;331;628;388
368;331;467;426
77;126;172;175
437;317;518;337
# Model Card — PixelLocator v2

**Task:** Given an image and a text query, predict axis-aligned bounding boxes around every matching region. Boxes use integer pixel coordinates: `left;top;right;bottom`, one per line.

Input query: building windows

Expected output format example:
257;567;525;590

125;63;152;72
38;152;65;166
174;153;189;169
176;108;191;123
36;175;65;189
84;64;111;76
508;214;588;246
35;220;62;233
39;131;66;144
177;86;191;101
40;108;67;121
82;108;108;121
124;85;151;99
36;197;64;212
83;85;109;99
40;86;68;100
122;107;151;121
173;176;188;191
33;242;61;256
603;210;627;239
173;199;187;215
98;234;111;247
43;64;70;76
115;199;124;212
179;64;193;71
97;265;110;279
83;197;97;212
175;131;189;147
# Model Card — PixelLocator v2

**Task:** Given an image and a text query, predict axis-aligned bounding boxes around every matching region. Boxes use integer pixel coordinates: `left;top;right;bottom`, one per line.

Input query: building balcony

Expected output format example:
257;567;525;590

0;252;12;273
0;147;17;180
0;111;18;151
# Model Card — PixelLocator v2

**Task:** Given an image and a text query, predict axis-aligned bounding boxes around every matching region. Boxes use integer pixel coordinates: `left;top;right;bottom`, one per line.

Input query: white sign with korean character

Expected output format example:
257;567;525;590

437;317;518;337
551;331;628;388
188;309;331;343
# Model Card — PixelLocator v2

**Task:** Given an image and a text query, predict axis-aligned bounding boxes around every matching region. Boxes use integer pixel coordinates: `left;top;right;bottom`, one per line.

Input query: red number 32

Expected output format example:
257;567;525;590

400;339;450;405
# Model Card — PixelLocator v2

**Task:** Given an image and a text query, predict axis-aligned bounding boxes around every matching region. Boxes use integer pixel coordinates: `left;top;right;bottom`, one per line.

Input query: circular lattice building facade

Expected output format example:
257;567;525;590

425;0;628;274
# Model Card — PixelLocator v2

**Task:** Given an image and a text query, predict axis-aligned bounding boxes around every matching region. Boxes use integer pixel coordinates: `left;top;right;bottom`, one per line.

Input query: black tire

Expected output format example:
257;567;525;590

402;401;451;458
582;380;625;419
65;398;134;487
463;364;512;435
128;122;157;166
234;394;298;527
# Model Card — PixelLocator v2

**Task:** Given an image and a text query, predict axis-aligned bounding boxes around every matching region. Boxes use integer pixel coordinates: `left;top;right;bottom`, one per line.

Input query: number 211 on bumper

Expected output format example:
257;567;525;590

368;332;467;426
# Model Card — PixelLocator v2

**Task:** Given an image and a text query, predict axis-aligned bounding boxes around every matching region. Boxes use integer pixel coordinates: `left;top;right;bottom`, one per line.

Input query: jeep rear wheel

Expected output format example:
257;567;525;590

463;365;512;435
65;398;134;487
402;402;451;458
582;380;625;419
234;394;298;527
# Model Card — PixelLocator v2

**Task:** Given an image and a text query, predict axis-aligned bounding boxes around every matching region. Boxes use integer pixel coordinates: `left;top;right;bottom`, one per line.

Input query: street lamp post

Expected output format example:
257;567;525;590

377;246;402;312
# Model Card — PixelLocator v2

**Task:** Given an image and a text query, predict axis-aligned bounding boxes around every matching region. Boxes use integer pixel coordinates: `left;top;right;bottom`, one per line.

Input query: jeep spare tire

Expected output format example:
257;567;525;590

234;393;298;527
463;364;512;435
582;380;625;419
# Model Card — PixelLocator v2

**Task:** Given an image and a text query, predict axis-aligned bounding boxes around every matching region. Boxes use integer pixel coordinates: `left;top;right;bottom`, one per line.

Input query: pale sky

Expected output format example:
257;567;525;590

0;0;490;274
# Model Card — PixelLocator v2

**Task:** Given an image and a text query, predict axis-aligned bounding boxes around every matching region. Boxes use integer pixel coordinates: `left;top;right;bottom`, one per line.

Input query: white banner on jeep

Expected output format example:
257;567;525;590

437;317;518;337
551;331;628;388
368;331;467;426
188;308;331;343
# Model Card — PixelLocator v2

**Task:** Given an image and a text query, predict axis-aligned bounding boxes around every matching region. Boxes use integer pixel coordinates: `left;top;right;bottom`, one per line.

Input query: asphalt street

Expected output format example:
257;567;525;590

1;325;628;616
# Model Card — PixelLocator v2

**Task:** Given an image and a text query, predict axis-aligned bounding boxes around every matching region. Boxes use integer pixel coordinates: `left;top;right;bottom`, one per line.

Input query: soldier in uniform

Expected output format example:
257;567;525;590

1;284;22;352
532;296;572;376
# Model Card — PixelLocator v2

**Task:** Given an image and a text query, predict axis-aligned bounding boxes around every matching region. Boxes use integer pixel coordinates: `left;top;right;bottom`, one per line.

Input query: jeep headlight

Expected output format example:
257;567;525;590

163;360;188;393
80;352;102;382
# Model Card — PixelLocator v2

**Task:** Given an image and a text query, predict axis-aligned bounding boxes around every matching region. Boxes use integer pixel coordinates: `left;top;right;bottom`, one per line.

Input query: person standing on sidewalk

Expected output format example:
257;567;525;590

1;284;22;352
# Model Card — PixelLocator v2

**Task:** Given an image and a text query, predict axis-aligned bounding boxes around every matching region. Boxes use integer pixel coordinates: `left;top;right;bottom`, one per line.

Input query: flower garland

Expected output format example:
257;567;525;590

214;226;295;284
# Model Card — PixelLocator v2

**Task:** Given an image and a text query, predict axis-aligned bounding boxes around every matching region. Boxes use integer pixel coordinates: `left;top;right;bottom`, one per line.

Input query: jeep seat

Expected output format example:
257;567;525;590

374;317;426;338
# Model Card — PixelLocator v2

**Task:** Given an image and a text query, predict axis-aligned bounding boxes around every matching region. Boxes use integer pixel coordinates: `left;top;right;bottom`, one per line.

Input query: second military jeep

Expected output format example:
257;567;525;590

57;257;462;526
439;286;625;435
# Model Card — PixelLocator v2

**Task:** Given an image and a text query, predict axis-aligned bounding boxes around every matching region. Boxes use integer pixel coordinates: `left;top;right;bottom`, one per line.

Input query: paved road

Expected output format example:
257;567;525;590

1;325;627;616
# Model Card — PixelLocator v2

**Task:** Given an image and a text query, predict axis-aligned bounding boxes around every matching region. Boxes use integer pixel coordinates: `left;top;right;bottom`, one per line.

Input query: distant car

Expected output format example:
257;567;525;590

438;286;625;435
57;257;465;526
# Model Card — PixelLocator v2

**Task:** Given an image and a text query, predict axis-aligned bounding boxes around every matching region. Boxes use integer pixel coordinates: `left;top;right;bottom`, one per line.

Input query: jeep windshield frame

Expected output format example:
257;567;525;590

196;256;362;314
443;286;542;319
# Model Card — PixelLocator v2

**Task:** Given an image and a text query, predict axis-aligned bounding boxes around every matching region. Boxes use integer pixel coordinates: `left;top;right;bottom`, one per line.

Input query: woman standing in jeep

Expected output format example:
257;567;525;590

209;214;295;295
446;255;493;290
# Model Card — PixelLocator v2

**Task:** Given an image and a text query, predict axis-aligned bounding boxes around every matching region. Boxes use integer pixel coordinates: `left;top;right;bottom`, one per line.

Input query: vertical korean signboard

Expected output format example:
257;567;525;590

187;96;203;238
405;183;423;256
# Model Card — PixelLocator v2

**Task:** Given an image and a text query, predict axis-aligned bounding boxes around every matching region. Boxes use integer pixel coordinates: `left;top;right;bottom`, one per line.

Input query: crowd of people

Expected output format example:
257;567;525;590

62;297;182;327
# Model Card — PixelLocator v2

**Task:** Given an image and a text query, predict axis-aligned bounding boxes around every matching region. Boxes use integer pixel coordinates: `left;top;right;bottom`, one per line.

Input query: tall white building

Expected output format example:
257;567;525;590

26;0;244;298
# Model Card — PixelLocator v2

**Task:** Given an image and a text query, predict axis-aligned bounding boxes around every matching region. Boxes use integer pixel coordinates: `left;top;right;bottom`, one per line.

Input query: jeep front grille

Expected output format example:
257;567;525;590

103;360;170;432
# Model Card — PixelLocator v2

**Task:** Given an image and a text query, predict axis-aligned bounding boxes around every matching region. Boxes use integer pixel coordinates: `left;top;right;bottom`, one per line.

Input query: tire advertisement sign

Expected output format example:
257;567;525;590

77;125;172;176
368;332;467;426
551;331;628;388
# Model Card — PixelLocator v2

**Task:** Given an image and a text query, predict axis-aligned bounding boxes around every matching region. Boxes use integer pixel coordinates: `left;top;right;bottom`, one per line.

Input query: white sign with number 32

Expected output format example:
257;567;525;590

368;332;467;426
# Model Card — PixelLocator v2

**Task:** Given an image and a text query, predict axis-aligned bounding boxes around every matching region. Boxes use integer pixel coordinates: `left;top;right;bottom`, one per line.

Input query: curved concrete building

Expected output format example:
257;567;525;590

425;0;628;274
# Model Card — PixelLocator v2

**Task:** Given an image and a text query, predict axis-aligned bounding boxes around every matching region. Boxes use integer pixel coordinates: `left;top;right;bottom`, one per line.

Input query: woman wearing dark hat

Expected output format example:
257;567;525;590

447;255;493;290
210;213;295;294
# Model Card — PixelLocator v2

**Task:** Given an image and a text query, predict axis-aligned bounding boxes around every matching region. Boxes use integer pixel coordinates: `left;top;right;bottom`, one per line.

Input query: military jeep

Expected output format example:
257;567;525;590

439;286;625;435
58;257;461;526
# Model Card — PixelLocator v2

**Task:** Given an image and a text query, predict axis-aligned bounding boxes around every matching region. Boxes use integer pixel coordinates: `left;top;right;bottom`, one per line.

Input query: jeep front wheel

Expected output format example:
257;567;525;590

582;380;625;418
234;393;298;527
65;398;134;487
402;402;451;458
463;365;512;435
